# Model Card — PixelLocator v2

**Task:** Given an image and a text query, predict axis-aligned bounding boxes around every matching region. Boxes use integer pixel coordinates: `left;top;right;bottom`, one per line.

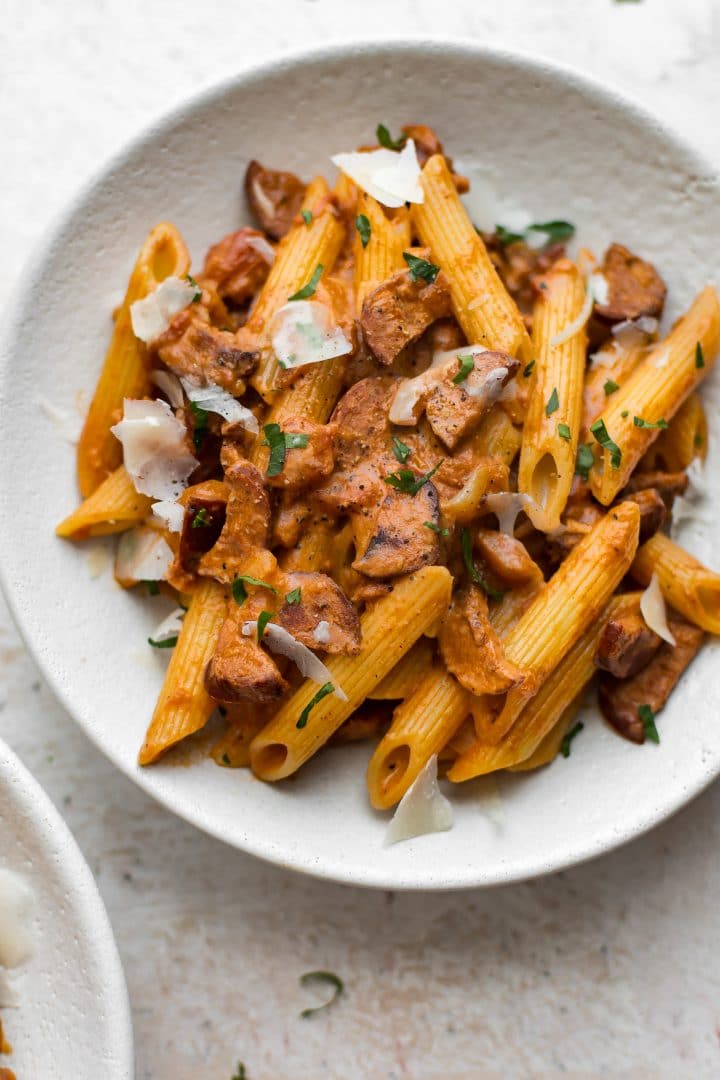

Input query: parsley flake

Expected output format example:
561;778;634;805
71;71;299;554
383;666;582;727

289;263;323;301
452;354;474;384
545;387;560;416
296;682;335;729
301;209;313;227
231;1063;247;1080
694;432;704;449
391;436;411;463
186;273;202;303
633;416;668;430
299;970;345;1018
423;521;450;537
143;580;160;596
262;423;310;477
696;342;705;369
604;379;620;395
403;252;440;284
561;721;584;758
575;443;595;481
494;224;525;247
191;508;211;529
148;636;177;649
384;461;443;495
461;527;504;601
189;400;210;450
590;418;622;468
639;703;660;744
355;214;371;248
523;359;536;378
621;410;629;419
376;124;406;151
558;422;571;441
256;610;274;643
231;574;277;606
285;587;302;605
495;220;575;247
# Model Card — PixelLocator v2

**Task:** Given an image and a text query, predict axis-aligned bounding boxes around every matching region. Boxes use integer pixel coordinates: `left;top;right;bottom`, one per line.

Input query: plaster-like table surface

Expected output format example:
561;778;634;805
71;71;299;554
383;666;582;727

2;2;720;1077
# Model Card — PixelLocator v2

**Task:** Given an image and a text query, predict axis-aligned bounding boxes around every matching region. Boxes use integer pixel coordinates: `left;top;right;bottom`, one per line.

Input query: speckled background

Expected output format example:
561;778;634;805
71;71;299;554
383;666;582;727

2;1;720;1077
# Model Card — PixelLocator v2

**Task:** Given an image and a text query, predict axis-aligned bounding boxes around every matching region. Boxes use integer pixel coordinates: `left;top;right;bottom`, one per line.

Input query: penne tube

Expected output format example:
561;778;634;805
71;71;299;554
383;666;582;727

505;702;579;773
77;222;190;496
249;566;453;781
581;341;646;434
56;465;152;539
366;666;469;809
353;193;410;308
630;532;720;634
249;177;346;403
454;593;638;778
473;405;523;467
640;390;708;470
367;637;434;700
452;501;640;760
441;459;509;522
518;259;587;531
278;519;336;574
211;706;271;768
589;286;720;504
139;579;228;764
412;154;532;360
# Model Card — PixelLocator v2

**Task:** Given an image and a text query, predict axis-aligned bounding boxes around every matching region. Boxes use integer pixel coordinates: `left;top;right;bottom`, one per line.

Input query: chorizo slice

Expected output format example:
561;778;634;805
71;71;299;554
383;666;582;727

424;351;519;449
352;482;441;579
361;267;451;366
594;609;662;679
202;227;274;307
278;571;361;655
594;243;667;324
244;160;306;240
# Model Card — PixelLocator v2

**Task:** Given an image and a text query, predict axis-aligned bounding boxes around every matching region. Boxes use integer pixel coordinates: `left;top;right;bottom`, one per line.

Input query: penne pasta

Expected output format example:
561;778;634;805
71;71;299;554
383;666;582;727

249;566;452;781
412;154;533;360
77;222;190;496
631;532;720;634
581;341;646;434
367;637;434;700
589;286;720;504
139;579;228;764
506;700;580;772
354;194;410;308
519;259;588;530
640;390;708;471
55;465;152;539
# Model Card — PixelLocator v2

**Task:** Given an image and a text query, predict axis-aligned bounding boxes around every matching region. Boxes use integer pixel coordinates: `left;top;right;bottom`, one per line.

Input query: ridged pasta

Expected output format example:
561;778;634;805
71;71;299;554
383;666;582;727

631;532;720;634
56;465;152;539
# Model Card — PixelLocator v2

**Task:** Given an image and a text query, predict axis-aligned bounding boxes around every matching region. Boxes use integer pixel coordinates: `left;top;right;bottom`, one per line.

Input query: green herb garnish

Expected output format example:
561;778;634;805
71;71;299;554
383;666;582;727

256;610;274;643
633;416;668;430
495;224;525;247
186;273;202;303
289;263;323;301
299;970;345;1018
376;124;406;151
603;379;620;395
143;580;160;596
694;432;704;449
189;400;209;450
403;252;440;284
590;418;622;468
545;387;559;416
384;461;443;495
460;527;504;601
523;359;536;378
148;636;178;649
231;1063;247;1080
191;508;211;529
575;443;595;482
621;410;629;419
301;209;313;227
639;703;660;744
561;721;584;758
231;574;277;606
391;436;411;463
558;423;571;441
355;214;371;248
285;587;302;605
423;521;450;536
296;682;335;729
495;220;575;247
262;423;310;477
696;342;705;369
452;354;474;384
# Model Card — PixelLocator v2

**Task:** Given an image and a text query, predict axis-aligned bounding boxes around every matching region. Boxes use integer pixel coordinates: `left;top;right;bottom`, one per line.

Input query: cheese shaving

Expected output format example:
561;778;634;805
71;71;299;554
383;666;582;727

650;346;670;369
612;316;659;350
150;369;184;408
330;139;423;208
483;492;537;534
245;233;276;265
464;366;508;402
389;346;488;426
313;620;331;645
115;526;174;584
640;572;676;646
241;621;347;700
384;755;453;846
151;499;185;533
111;398;198;501
270;300;352;371
550;285;594;347
129;276;198;342
589;272;610;306
180;376;259;434
150;607;185;644
0;869;35;969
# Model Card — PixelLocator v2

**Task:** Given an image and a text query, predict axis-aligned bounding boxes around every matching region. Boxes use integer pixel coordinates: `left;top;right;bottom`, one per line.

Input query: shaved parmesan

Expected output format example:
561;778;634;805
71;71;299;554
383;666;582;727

38;396;82;444
464;366;508;402
313;620;331;645
0;869;35;969
241;621;347;700
670;455;708;538
130;276;198;342
612;316;659;350
115;526;174;584
461;177;531;235
640;572;676;646
589;272;610;306
588;341;623;370
151;499;185;533
550;286;593;347
245;233;276;265
180;376;259;434
483;492;537;534
331;139;423;208
432;345;488;366
150;607;185;644
150;368;184;408
384;755;453;846
271;300;352;371
650;346;670;369
111;398;198;501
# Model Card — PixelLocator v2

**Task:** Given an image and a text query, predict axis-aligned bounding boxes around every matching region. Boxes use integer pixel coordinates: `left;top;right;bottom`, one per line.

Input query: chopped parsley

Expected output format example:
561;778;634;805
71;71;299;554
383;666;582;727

221;753;231;765
523;359;536;378
603;379;620;395
494;224;525;247
231;574;277;606
621;410;629;419
299;970;345;1018
296;682;335;729
391;436;411;463
384;461;443;495
423;521;450;536
403;252;440;284
575;443;595;482
696;342;705;369
355;213;371;248
186;273;202;303
148;636;177;649
189;400;210;450
633;416;668;430
262;423;310;477
558;422;571;441
694;432;704;449
452;354;475;384
143;580;160;596
545;387;560;416
495;220;575;247
256;610;274;642
461;527;504;601
589;418;622;469
191;508;211;529
301;209;313;227
639;703;660;744
376;124;406;150
561;721;584;758
285;587;302;605
289;263;323;301
231;1064;247;1080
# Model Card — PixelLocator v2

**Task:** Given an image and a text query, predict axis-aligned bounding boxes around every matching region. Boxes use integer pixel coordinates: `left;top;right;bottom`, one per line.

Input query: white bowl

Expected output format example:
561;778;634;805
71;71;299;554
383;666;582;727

1;40;720;890
0;741;133;1077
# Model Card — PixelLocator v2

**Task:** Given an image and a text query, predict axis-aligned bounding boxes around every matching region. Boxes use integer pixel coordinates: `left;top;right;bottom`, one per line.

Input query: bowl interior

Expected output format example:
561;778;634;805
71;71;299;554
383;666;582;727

2;41;720;889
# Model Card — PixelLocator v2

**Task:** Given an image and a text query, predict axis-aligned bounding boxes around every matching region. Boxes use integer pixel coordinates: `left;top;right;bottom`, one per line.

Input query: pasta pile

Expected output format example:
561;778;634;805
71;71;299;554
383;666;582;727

57;123;720;817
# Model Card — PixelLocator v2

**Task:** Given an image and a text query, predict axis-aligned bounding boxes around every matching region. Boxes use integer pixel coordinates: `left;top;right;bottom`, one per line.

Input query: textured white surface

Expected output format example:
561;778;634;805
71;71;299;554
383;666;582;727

2;1;720;1077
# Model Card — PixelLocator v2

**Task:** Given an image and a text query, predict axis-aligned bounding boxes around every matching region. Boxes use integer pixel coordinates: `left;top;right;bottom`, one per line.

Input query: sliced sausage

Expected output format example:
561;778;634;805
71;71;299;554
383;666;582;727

474;528;542;587
153;308;259;395
438;587;524;696
622;470;688;510
260;418;336;491
244;160;306;240
360;266;452;366
198;446;271;584
594;609;662;679
617;488;666;543
202;227;274;307
205;605;288;705
352;481;441;578
278;571;361;655
424;351;519;449
594;243;667;324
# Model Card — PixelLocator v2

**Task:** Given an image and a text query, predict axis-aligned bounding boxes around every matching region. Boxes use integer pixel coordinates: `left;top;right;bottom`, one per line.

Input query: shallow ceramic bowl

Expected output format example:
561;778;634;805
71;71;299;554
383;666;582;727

0;741;133;1076
1;40;719;889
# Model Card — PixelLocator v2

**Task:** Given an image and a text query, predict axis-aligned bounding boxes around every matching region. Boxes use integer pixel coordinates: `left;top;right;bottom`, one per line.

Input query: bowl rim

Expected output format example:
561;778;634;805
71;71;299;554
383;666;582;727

1;36;719;891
